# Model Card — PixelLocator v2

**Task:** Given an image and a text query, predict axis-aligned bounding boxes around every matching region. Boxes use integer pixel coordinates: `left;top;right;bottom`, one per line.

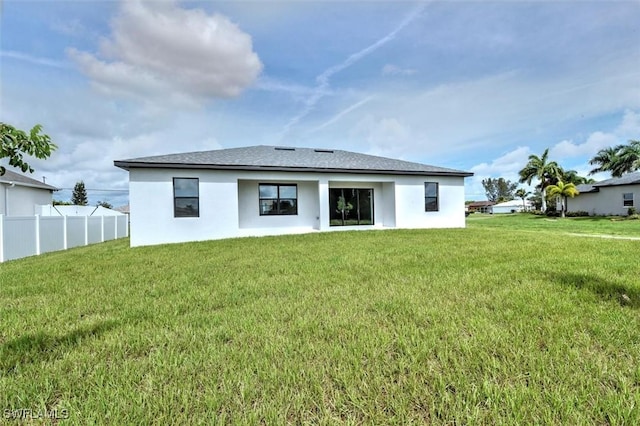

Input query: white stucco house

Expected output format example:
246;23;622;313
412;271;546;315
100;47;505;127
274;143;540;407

0;169;58;216
114;145;473;247
492;199;533;214
567;172;639;216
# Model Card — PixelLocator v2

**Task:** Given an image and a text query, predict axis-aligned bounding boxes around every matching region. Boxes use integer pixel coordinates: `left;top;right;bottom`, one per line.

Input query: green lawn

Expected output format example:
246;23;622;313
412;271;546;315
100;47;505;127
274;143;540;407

467;211;640;237
1;215;639;424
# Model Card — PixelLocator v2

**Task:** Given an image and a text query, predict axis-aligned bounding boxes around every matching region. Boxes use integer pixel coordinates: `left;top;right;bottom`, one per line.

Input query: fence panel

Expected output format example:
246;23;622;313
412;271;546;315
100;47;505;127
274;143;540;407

1;214;128;262
66;217;86;248
40;217;65;254
116;216;128;238
3;217;37;261
87;217;102;244
104;216;116;241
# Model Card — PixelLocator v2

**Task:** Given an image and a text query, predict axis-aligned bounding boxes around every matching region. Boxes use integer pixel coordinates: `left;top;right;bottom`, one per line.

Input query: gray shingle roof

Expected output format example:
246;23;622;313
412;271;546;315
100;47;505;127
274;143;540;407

575;172;640;193
114;145;473;177
575;183;597;193
593;172;640;187
0;169;58;191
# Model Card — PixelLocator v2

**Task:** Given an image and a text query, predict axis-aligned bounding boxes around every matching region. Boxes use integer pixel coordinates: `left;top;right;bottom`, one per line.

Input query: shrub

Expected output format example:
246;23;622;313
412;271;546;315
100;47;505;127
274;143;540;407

546;210;561;217
628;207;637;216
627;213;640;221
566;211;590;217
530;210;545;216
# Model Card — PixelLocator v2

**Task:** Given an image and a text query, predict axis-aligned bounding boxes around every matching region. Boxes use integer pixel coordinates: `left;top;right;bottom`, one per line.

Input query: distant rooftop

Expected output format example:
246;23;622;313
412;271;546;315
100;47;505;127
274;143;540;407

114;145;473;177
0;169;58;191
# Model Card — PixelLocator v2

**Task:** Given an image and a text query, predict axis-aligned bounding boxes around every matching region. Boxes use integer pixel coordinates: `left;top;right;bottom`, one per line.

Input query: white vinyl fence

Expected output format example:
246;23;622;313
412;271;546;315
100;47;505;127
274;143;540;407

0;215;128;262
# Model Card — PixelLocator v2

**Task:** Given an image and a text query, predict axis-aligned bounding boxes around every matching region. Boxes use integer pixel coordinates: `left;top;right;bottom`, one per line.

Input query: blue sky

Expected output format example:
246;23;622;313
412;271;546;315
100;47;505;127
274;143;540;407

2;0;639;206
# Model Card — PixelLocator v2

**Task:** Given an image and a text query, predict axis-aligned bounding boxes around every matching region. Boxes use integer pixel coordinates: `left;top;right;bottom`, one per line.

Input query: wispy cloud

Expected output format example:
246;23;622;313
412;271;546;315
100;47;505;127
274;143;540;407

279;1;429;139
309;96;374;134
381;64;417;76
1;50;68;69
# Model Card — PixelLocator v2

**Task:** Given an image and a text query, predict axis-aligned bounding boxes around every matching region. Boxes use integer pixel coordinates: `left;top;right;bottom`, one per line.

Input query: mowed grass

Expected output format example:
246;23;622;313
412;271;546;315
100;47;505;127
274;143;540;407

1;215;639;424
467;211;640;237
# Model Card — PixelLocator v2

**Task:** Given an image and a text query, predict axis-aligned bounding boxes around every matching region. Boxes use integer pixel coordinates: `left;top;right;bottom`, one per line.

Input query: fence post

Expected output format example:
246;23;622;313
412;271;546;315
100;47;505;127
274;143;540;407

84;215;89;246
35;215;41;255
115;215;118;239
63;216;68;249
0;214;4;263
100;215;105;242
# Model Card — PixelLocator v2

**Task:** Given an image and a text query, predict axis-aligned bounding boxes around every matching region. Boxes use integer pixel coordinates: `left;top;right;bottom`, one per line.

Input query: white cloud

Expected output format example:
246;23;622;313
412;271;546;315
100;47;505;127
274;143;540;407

381;64;417;76
549;132;618;159
68;0;262;104
550;109;640;160
615;109;640;139
467;146;532;200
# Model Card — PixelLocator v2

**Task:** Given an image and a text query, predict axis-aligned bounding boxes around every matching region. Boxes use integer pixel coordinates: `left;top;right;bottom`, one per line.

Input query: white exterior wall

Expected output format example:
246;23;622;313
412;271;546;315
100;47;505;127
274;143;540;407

129;168;239;246
129;168;468;247
238;179;319;234
0;184;53;216
567;184;639;216
393;175;466;229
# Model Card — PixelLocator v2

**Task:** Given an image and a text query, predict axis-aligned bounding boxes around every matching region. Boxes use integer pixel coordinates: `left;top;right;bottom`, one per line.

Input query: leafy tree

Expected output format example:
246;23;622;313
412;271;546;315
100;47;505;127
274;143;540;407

529;189;543;211
481;178;518;202
71;181;88;206
0;122;57;175
97;201;113;209
53;200;73;206
546;181;579;218
518;148;562;212
515;188;531;211
589;140;640;177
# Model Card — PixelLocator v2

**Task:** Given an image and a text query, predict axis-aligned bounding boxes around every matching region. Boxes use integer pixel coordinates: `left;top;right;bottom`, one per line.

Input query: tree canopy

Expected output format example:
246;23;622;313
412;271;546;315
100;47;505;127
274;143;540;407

481;178;518;202
72;181;89;206
0;122;57;175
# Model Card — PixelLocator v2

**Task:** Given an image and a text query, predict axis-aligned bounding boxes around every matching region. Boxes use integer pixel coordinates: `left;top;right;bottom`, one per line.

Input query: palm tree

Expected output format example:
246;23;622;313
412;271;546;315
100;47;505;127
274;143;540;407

546;181;579;218
589;140;640;177
518;148;562;212
561;169;592;185
616;140;640;176
589;146;620;175
514;188;531;211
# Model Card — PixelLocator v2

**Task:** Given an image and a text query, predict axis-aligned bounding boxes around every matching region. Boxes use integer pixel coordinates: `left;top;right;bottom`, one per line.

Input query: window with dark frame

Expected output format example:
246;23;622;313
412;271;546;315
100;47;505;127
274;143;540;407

259;184;298;215
173;178;199;217
425;182;439;212
623;193;634;207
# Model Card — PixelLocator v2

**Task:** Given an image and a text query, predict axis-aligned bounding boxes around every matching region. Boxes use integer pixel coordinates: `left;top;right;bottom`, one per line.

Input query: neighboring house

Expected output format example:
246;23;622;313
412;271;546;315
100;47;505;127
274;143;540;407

0;169;58;216
115;145;473;247
567;172;640;216
467;201;495;213
492;199;533;214
36;205;126;216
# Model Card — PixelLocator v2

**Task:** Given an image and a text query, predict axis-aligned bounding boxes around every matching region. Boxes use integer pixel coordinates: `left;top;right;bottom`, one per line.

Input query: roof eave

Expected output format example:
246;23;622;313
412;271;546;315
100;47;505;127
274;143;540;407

113;161;474;177
0;180;58;191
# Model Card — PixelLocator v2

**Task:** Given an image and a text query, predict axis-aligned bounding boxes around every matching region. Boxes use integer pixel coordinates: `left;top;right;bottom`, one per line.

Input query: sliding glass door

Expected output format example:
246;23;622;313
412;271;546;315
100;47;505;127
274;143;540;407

329;188;373;226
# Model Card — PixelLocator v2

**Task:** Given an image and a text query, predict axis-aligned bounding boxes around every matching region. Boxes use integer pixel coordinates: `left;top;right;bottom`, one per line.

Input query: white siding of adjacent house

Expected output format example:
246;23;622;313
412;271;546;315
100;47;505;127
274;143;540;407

567;184;639;216
0;184;53;216
128;168;468;247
